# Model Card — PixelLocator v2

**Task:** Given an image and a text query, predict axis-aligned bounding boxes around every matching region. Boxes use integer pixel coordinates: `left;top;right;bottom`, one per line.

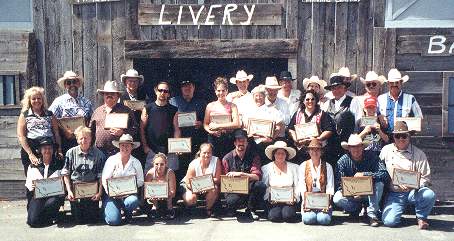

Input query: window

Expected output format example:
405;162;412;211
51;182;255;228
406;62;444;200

0;0;33;30
385;0;454;28
0;75;19;106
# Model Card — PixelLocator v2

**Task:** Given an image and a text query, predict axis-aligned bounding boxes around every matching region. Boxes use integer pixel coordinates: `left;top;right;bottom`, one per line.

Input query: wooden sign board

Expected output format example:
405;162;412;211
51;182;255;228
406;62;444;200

139;3;282;26
71;0;120;4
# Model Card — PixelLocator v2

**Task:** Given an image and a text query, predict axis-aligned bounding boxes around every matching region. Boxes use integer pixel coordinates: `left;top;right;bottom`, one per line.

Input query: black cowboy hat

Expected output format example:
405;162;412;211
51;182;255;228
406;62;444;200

324;74;351;90
278;71;295;81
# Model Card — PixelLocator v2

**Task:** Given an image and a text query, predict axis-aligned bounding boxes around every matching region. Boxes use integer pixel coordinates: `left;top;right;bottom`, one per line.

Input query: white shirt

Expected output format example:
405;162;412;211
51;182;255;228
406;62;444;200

278;89;301;117
102;153;144;193
298;160;334;196
25;164;61;191
334;95;347;112
191;156;218;177
265;97;291;125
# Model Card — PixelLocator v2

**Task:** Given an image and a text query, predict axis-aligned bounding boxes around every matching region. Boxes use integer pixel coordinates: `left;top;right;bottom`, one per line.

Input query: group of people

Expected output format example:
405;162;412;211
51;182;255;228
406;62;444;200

18;67;434;230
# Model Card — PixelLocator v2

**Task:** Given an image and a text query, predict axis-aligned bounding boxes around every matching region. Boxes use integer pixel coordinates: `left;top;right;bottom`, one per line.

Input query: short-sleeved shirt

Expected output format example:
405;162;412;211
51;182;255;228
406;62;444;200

278;89;301;117
48;93;93;119
144;102;178;154
61;145;106;182
101;153;144;193
24;109;54;140
265;97;291;126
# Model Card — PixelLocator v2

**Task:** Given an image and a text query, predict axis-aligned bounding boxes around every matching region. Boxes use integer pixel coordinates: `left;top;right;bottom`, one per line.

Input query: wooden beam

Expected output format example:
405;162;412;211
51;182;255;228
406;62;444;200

124;39;298;59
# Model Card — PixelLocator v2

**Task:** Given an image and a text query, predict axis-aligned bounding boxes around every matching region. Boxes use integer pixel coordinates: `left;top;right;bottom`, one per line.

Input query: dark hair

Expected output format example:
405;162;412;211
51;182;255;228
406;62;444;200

298;89;320;110
271;148;289;161
154;81;171;91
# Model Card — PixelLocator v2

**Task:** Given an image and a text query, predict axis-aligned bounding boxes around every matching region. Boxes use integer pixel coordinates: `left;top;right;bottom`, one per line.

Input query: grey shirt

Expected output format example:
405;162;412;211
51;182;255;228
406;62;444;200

62;145;106;182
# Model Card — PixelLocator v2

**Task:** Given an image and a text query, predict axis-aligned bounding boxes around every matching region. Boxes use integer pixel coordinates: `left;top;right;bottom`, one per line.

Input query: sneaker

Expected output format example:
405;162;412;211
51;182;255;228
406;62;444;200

369;217;380;227
418;219;429;230
246;209;259;221
165;209;176;220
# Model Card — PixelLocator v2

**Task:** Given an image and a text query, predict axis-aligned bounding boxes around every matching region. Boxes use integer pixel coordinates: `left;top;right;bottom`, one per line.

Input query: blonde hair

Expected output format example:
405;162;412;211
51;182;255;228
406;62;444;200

21;86;47;113
74;126;91;139
195;143;213;158
213;77;228;90
153;152;168;163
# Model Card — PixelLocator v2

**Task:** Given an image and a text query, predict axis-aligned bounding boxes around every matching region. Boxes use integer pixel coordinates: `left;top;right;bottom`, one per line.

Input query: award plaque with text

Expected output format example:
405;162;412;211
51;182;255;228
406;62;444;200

270;186;294;203
107;175;137;197
168;138;192;153
144;182;168;199
304;192;330;210
247;118;275;138
190;174;215;193
341;176;373;197
34;177;65;199
220;175;249;194
210;114;232;124
394;117;422;132
104;113;129;129
392;168;421;189
178;112;197;127
123;100;146;111
59;116;86;132
295;122;319;140
73;182;98;199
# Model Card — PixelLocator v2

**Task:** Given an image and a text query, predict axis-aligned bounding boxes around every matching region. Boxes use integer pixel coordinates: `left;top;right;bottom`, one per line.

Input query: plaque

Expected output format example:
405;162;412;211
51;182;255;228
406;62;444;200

360;116;377;127
394;117;422;132
168;138;192;153
123;100;145;111
392;168;421;189
304;192;330;210
73;182;98;199
295;122;319;140
34;177;65;199
107;175;137;197
247;118;275;138
178;112;197;127
144;182;168;199
341;176;373;197
104;113;129;129
210;114;232;124
190;174;215;193
220;175;249;194
58;116;86;132
269;186;294;203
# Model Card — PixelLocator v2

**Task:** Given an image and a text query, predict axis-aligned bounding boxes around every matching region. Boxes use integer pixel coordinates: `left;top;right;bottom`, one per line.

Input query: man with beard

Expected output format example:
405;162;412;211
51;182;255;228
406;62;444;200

49;71;93;154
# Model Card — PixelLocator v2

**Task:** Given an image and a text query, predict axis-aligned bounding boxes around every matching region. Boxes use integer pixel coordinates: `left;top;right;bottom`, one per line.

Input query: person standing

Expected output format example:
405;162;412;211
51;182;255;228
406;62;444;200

277;71;301;117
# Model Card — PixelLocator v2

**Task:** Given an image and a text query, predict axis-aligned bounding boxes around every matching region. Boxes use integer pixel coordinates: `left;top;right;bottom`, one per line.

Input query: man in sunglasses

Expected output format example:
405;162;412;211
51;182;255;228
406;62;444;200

49;71;93;154
350;71;386;123
380;121;435;229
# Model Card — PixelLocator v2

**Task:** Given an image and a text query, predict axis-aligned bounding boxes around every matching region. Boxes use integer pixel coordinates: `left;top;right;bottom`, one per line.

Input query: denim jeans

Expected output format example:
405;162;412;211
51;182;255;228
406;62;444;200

302;209;332;225
103;195;139;226
382;187;436;227
333;181;384;219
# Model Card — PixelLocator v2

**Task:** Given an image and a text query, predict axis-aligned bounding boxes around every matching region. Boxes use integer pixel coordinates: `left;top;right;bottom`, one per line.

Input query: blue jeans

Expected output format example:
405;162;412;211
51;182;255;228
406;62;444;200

333;181;384;219
103;195;139;226
302;209;332;225
382;187;436;227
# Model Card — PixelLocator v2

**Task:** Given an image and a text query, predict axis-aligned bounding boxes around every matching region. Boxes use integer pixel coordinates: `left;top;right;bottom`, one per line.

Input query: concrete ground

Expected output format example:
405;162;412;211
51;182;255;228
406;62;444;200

1;200;453;241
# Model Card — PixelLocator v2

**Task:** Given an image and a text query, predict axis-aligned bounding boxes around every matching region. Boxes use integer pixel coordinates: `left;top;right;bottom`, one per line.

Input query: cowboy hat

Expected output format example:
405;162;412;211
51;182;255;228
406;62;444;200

338;67;358;81
386;68;409;83
324;74;351;90
264;76;282;90
278;71;295;81
120;69;144;85
307;139;323;149
393;121;411;134
251;84;266;94
303;76;327;90
97;81;124;94
57;71;84;89
341;134;365;150
360;71;386;85
265;141;296;160
229;70;254;84
112;134;140;149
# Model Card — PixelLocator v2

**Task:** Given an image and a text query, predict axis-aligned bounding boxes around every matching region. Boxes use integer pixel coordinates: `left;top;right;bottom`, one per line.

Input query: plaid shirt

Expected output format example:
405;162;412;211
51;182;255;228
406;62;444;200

49;93;93;119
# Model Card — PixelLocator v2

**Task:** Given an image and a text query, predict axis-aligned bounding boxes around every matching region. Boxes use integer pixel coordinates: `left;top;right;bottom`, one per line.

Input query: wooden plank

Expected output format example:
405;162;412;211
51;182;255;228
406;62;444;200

346;3;359;94
161;0;177;40
0;181;26;200
334;3;347;71
372;0;384;27
0;159;24;181
32;0;46;87
82;4;99;105
72;4;84;81
383;28;396;73
111;0;126;82
395;54;454;71
398;71;444;94
0;116;22;149
97;2;113;83
397;34;454;56
59;0;73;77
286;0;297;39
297;2;312;81
126;0;140;40
322;3;335;80
311;3;323;77
442;72;454;137
372;27;386;74
72;0;120;4
124;39;298;58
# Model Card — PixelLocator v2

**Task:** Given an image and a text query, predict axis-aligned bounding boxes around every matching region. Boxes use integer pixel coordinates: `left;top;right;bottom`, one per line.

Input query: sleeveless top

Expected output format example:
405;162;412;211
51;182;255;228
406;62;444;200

149;167;170;183
208;101;233;117
24;109;54;139
305;160;327;193
194;156;218;177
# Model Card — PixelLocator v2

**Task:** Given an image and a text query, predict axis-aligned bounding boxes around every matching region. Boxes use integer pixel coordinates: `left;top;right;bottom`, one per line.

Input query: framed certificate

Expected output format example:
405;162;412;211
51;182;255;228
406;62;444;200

34;177;65;199
144;182;168;199
341;176;373;197
190;174;215;194
73;182;98;199
247;118;275;138
123;100;145;111
360;116;377;127
107;175;137;197
304;192;330;210
220;175;249;194
104;113;129;129
59;116;86;132
392;168;421;189
178;112;197;127
269;186;294;203
210;114;231;124
295;122;319;140
168;138;192;153
394;117;422;132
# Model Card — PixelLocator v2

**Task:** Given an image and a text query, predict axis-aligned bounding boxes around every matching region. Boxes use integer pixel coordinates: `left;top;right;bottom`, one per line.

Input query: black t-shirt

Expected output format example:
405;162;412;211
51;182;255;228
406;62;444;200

145;102;178;153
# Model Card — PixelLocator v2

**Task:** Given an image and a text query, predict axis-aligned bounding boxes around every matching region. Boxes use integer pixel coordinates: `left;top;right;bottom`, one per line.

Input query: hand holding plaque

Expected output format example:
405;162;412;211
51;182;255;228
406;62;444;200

104;113;129;129
144;182;168;199
34;177;65;199
220;175;249;194
178;112;197;127
392;168;421;189
341;176;373;197
190;174;215;194
73;182;98;199
210;114;232;125
58;116;86;132
295;122;319;140
168;138;192;153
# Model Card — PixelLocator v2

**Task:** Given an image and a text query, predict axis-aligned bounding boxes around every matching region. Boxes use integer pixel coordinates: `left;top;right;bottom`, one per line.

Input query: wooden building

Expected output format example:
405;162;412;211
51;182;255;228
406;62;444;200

0;0;453;200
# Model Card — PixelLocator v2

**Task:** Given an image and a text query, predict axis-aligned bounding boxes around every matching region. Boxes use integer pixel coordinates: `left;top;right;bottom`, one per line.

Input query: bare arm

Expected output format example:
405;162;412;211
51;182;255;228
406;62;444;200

17;114;39;165
173;112;181;138
140;107;151;154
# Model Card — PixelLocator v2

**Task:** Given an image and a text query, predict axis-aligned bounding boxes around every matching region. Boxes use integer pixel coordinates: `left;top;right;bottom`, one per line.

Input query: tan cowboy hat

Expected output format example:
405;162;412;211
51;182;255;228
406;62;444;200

120;69;144;85
57;71;84;89
251;84;266;94
264;76;282;90
307;139;323;149
338;67;358;81
386;68;409;83
112;134;140;149
341;134;366;150
303;76;327;90
229;70;254;84
97;80;124;94
265;141;296;160
393;121;411;134
360;71;386;85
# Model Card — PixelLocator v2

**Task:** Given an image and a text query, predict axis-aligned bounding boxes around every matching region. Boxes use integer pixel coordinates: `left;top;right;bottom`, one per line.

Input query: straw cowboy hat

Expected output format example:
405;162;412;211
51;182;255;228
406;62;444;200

338;67;358;81
303;76;327;90
360;71;386;85
112;134;140;149
97;80;124;94
265;141;296;160
386;68;409;83
57;71;84;89
230;70;254;84
251;84;266;94
324;73;351;90
264;76;282;90
341;134;366;150
307;139;323;149
393;121;411;134
120;69;144;85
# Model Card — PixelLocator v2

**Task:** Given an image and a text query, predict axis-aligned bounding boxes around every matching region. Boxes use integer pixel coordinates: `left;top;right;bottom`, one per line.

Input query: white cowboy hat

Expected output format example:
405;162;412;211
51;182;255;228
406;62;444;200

264;76;282;90
112;134;140;149
386;68;409;83
265;141;296;160
120;69;144;85
251;84;266;94
341;134;366;150
360;71;386;85
97;80;124;94
57;71;84;89
338;67;358;81
229;70;254;84
303;76;327;90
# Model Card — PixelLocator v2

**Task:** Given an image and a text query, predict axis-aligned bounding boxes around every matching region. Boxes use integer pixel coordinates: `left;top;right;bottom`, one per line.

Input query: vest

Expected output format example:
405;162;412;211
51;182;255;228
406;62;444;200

304;160;327;193
326;95;354;141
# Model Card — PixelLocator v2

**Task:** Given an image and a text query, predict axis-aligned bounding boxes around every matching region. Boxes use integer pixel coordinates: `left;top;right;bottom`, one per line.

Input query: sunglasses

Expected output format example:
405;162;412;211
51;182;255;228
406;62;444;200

388;82;400;87
366;82;377;88
157;88;169;94
394;133;409;139
305;98;315;102
65;79;79;85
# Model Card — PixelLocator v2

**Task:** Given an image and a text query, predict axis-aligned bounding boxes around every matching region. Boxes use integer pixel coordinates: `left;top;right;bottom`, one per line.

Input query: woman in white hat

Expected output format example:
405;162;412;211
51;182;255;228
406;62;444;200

101;134;144;225
261;141;300;222
303;76;327;105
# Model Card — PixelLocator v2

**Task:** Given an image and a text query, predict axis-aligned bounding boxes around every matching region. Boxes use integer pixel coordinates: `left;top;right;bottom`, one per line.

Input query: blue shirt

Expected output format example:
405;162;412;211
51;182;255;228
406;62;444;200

169;96;207;144
49;93;93;119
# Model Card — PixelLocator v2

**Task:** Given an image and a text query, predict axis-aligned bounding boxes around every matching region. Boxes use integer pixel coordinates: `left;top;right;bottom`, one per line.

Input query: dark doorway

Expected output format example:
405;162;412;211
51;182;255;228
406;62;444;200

134;58;288;102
